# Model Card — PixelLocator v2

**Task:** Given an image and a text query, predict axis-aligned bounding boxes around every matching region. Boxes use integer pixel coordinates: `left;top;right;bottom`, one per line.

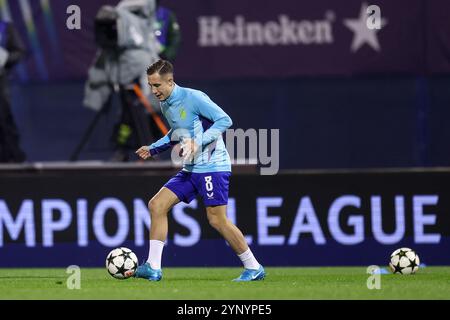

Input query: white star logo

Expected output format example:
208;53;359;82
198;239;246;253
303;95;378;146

344;3;387;53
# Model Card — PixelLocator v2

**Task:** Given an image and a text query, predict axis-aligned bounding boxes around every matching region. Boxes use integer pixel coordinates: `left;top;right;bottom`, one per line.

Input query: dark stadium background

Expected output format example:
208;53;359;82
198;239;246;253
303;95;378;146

1;0;450;268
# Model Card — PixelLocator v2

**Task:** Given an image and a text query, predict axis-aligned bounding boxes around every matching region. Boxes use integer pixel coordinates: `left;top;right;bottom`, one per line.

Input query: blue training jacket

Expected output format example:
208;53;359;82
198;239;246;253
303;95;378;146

149;84;232;173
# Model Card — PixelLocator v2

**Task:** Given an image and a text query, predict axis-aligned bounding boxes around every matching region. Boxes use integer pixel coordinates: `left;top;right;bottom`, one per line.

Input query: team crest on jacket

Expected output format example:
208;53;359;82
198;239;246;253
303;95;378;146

179;107;187;120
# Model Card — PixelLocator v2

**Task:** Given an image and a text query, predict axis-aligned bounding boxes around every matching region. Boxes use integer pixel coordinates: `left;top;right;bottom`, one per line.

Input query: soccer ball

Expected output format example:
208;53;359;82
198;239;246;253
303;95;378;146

388;247;420;275
105;247;138;279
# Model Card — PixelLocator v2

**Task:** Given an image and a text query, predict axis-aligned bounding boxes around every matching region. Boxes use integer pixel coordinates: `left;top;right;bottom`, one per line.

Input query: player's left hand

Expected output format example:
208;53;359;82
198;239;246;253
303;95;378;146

180;138;199;162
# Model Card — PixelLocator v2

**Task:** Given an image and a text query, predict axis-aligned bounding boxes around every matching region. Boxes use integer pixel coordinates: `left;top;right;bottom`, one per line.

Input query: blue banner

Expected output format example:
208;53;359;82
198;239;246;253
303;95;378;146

0;170;449;267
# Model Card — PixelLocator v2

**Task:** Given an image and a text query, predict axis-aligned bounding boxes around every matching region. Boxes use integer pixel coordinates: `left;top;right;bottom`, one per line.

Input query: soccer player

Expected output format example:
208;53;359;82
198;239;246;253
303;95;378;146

134;59;265;282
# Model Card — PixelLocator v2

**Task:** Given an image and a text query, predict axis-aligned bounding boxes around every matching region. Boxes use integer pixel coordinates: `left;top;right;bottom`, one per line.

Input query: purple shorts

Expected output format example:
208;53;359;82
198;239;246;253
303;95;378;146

164;171;231;207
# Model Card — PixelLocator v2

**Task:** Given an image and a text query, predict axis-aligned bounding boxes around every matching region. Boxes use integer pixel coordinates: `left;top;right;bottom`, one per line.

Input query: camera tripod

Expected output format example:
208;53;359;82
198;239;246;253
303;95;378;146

70;81;168;161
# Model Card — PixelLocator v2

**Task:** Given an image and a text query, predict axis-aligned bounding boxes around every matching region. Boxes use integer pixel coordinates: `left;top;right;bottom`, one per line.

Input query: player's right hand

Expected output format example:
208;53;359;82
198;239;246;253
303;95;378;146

135;146;151;160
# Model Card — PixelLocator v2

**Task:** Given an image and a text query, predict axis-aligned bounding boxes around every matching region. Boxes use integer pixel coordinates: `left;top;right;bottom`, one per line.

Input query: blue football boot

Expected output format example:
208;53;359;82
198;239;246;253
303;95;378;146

134;262;162;281
233;265;266;282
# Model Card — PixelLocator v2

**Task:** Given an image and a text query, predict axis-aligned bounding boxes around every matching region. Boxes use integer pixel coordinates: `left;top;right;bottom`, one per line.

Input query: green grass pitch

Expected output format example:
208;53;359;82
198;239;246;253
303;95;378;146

0;267;449;300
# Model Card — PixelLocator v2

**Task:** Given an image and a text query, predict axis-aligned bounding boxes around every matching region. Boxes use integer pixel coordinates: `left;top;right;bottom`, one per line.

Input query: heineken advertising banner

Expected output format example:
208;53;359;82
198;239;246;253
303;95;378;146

2;0;449;82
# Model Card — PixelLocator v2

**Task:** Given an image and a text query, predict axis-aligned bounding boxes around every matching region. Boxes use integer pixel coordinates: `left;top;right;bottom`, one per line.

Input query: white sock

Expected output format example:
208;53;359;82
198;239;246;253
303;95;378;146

238;248;260;270
147;240;165;270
